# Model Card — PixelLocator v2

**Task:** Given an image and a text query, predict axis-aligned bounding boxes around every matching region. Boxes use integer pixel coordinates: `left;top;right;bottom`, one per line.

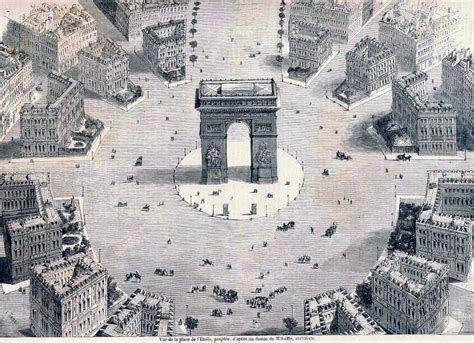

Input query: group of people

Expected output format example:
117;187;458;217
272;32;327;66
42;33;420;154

269;286;287;299
154;268;174;277
125;271;142;282
298;255;311;264
337;196;353;205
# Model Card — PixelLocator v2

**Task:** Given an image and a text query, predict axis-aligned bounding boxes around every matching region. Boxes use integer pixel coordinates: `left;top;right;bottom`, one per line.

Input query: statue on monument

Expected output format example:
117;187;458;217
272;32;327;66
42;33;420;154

206;142;222;168
256;142;272;167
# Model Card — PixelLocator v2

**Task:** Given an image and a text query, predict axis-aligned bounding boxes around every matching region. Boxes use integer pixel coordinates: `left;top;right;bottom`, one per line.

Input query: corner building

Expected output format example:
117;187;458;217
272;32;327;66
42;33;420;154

371;251;449;334
30;253;108;337
0;43;33;141
288;21;332;72
304;287;385;335
346;36;397;95
142;20;186;82
4;3;97;74
20;73;85;157
78;37;129;98
391;71;457;155
441;49;473;135
1;173;63;283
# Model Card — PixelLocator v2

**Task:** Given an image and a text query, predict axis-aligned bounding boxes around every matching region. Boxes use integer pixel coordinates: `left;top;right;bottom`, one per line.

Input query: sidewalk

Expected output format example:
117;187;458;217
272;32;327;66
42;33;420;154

282;50;338;88
327;83;392;111
103;94;145;112
442;316;463;335
1;280;29;295
385;150;468;161
134;50;192;88
10;125;109;164
451;260;474;293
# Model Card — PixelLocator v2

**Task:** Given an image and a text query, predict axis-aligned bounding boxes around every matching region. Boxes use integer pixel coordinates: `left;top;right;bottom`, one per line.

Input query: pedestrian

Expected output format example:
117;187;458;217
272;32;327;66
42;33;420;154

251;245;254;251
350;200;352;204
136;119;139;124
386;168;388;173
310;227;314;234
338;200;340;205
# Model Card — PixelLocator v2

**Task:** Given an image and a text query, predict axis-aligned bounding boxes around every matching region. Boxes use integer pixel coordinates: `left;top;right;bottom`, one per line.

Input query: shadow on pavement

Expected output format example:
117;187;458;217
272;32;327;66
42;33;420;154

175;166;251;184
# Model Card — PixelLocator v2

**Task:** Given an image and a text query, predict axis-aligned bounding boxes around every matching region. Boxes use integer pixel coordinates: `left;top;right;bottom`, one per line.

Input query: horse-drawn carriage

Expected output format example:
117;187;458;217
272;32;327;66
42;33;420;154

336;151;352;160
211;309;223;317
276;221;295;231
396;153;412;161
154;268;174;277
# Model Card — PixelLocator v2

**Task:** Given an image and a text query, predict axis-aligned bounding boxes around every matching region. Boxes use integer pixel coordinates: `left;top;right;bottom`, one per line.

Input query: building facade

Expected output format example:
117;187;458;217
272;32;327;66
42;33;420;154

0;44;33;141
1;173;63;283
288;21;332;72
416;213;472;282
95;0;188;41
371;251;450;334
97;288;175;337
414;170;473;281
4;3;97;74
30;253;108;337
304;287;385;335
379;4;460;71
441;49;473;135
289;0;372;44
391;71;457;155
346;36;397;94
142;20;186;82
78;37;129;98
20;73;85;157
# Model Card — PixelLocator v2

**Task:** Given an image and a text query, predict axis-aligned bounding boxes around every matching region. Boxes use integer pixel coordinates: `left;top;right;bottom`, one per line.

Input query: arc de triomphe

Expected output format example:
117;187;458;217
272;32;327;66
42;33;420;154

195;79;280;184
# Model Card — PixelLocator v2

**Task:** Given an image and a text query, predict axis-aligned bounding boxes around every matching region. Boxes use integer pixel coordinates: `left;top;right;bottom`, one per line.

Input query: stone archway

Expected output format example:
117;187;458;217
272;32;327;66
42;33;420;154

196;79;280;184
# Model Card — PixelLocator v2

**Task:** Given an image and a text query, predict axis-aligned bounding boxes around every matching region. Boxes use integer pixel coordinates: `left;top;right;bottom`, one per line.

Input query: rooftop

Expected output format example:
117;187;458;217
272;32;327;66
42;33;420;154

380;3;459;40
372;251;448;298
347;36;394;65
20;3;95;39
444;48;473;74
0;44;31;88
32;253;107;299
80;37;128;65
142;20;186;45
304;287;384;335
198;79;277;98
289;21;331;44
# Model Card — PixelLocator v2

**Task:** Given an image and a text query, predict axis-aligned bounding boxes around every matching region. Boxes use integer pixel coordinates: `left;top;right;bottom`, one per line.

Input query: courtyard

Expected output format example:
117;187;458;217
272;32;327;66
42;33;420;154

0;0;472;337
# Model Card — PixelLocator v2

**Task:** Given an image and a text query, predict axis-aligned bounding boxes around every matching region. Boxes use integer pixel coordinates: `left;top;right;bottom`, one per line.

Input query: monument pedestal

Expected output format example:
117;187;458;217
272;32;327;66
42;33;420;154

251;167;278;184
203;167;226;184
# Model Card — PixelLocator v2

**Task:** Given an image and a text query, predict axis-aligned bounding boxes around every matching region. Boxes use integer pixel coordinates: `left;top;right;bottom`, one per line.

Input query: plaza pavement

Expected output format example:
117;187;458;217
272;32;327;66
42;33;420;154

0;0;472;336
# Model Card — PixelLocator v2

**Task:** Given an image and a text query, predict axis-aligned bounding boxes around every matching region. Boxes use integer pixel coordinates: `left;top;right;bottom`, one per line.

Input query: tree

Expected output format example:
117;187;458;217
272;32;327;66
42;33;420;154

278;29;285;38
279;6;285;13
190;28;197;37
279;19;284;28
189;55;198;67
283;317;298;334
192;11;198;17
280;0;287;5
194;1;201;5
189;40;198;52
193;6;200;11
185;316;199;335
356;281;373;307
277;42;284;53
279;12;285;19
191;18;197;27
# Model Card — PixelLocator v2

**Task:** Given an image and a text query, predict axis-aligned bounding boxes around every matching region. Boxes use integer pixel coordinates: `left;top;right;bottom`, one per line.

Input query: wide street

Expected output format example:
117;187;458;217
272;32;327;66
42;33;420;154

0;0;472;336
